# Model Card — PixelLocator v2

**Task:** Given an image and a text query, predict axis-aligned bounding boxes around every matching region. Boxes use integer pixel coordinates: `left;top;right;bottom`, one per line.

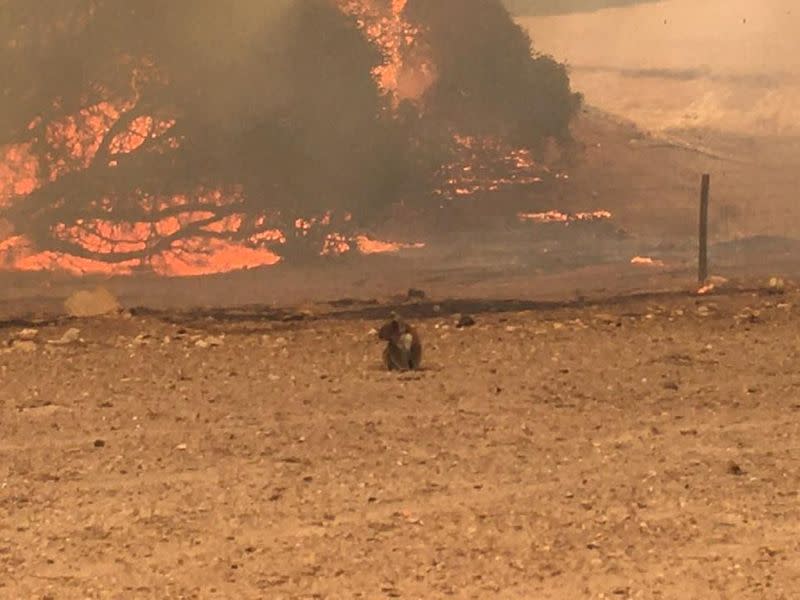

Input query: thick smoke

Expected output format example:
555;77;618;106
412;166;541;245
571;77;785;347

0;0;580;266
518;0;800;136
504;0;657;16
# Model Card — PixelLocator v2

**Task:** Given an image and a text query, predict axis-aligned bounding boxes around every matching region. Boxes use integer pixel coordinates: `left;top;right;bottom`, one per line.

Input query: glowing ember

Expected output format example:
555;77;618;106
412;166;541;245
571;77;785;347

356;235;424;254
337;0;435;101
437;136;547;200
0;2;570;279
321;233;425;257
0;144;38;199
518;210;612;224
697;283;715;295
630;256;665;267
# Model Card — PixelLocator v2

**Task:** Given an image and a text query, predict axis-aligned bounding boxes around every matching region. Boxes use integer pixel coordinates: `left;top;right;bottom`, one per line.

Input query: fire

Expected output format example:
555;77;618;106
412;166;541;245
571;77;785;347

0;3;434;278
630;256;665;267
437;136;547;200
337;0;435;101
517;210;612;224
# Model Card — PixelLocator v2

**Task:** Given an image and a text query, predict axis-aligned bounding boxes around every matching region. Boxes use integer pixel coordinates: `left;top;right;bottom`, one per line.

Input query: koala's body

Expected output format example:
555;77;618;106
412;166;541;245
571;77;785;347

378;314;422;371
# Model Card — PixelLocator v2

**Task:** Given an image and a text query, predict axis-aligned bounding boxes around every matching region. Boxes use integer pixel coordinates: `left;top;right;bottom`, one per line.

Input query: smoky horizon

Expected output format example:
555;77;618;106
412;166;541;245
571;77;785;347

0;0;798;311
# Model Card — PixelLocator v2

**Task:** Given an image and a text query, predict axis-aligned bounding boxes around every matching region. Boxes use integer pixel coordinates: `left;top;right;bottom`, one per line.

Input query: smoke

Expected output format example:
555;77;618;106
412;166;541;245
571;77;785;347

504;0;657;16
0;0;588;272
518;0;800;136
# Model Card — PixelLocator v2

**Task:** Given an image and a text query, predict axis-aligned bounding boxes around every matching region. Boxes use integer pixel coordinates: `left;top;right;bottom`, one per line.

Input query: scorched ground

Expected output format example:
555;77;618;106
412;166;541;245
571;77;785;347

1;289;799;598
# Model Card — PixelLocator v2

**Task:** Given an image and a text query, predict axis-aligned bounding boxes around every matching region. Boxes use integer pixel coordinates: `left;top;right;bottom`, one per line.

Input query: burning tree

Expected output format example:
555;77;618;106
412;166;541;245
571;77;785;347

1;0;433;269
0;0;582;273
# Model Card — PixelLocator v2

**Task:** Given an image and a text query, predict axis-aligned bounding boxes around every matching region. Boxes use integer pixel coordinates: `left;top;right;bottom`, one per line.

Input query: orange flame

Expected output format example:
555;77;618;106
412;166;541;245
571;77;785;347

338;0;435;101
517;210;612;224
0;3;434;277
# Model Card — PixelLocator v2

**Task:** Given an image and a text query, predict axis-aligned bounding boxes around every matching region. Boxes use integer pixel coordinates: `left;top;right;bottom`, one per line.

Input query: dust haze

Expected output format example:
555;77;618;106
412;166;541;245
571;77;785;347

5;3;800;598
2;0;800;310
518;0;800;135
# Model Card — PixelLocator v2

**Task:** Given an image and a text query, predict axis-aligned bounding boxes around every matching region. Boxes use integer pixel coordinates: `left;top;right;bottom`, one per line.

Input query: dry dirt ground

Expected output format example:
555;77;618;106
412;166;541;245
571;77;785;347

2;286;800;599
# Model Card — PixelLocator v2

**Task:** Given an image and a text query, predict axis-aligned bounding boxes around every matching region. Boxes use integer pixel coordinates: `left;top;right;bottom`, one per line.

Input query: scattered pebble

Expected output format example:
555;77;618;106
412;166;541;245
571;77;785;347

767;277;785;294
727;461;745;476
47;328;82;346
11;340;37;353
15;328;39;342
456;315;476;328
195;336;224;348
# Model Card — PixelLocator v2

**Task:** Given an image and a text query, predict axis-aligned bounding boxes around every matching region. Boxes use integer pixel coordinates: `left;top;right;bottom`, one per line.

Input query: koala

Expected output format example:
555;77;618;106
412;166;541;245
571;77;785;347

378;313;422;371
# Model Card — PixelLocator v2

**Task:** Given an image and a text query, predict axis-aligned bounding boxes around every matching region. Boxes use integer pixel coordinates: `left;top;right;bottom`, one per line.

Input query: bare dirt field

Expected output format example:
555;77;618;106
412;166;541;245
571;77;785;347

3;3;800;598
2;285;799;599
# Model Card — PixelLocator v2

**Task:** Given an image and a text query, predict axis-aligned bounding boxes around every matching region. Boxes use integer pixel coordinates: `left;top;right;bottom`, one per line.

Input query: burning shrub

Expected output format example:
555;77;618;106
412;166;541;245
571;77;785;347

0;0;440;266
0;0;581;272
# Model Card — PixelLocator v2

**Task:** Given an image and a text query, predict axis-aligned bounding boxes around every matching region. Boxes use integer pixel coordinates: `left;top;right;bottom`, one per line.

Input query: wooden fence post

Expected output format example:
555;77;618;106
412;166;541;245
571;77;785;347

698;173;710;283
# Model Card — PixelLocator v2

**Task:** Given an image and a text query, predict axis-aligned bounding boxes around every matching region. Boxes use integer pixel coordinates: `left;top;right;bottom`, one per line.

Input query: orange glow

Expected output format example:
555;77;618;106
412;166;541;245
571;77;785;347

517;210;612;224
321;232;425;257
0;4;443;278
338;0;435;100
0;144;38;199
149;239;281;277
697;283;715;295
438;136;547;200
356;235;424;254
630;256;665;267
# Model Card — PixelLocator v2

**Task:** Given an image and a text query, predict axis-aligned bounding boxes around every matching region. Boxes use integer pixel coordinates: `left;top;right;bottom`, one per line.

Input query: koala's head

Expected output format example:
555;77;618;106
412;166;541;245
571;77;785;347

378;312;403;342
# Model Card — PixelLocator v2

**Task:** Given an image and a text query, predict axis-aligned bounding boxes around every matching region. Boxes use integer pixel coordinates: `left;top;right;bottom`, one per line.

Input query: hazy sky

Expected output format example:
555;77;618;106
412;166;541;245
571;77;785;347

519;0;800;134
505;0;655;16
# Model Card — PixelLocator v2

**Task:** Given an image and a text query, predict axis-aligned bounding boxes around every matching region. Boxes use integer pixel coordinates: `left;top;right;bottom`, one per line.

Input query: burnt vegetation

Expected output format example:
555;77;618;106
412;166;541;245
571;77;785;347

0;0;581;267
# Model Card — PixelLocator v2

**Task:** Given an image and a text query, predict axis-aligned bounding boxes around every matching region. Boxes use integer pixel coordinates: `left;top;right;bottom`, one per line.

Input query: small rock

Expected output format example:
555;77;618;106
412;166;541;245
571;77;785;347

195;336;224;348
175;443;188;451
767;277;786;294
93;439;106;448
456;315;476;328
133;333;152;346
282;310;312;322
47;328;81;346
11;340;37;353
727;461;745;476
662;381;680;391
15;328;39;342
65;286;121;317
